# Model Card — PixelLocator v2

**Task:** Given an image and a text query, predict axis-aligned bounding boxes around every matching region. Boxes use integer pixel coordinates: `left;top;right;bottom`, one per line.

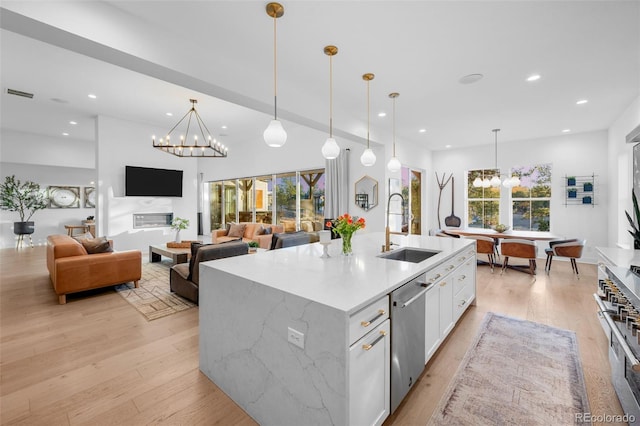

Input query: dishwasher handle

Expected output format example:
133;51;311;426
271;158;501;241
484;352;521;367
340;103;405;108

398;282;431;308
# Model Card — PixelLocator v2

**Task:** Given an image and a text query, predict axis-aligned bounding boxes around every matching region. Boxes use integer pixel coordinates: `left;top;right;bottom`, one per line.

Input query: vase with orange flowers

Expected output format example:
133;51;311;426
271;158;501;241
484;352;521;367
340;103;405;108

327;213;365;255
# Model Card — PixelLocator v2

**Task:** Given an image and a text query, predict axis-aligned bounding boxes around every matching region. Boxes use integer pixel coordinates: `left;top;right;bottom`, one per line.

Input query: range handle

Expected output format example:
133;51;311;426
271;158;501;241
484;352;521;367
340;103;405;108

593;293;640;372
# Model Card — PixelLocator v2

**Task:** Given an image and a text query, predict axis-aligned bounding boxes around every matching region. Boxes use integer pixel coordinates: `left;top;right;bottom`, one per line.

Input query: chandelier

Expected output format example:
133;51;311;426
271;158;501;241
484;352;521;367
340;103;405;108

152;99;228;158
472;128;520;188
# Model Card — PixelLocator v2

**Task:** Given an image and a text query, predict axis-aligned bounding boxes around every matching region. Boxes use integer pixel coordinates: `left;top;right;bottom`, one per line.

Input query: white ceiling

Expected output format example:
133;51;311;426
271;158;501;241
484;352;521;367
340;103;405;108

1;1;639;152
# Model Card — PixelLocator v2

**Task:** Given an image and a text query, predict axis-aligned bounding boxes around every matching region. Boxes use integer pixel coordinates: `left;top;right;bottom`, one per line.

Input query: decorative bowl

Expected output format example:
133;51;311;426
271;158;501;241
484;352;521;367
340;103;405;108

494;224;510;233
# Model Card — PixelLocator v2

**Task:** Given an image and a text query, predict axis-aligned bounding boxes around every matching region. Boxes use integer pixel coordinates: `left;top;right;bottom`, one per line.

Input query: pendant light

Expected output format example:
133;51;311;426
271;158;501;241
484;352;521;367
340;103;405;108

263;2;287;147
472;128;520;188
321;45;340;159
360;73;376;167
387;92;401;172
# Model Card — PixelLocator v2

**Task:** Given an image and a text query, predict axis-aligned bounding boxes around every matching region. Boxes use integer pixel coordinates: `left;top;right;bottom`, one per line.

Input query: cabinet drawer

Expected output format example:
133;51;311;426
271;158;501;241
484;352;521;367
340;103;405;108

349;295;389;345
453;259;474;295
454;282;475;319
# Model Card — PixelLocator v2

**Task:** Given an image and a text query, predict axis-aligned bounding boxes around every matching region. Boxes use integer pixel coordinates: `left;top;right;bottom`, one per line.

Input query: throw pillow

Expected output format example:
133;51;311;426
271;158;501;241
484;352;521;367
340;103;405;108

263;227;272;235
255;225;265;236
81;236;113;254
228;223;246;238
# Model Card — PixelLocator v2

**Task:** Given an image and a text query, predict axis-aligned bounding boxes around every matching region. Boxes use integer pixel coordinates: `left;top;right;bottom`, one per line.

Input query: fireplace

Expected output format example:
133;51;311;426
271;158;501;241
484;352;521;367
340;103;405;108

133;213;173;229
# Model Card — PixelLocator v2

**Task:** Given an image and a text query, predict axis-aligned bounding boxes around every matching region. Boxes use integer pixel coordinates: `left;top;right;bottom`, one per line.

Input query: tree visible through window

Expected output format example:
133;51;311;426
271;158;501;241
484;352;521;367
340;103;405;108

467;169;499;228
511;164;551;231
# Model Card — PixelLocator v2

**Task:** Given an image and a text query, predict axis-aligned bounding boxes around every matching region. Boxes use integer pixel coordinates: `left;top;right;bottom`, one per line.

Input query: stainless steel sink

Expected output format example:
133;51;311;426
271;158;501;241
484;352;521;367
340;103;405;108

378;247;440;263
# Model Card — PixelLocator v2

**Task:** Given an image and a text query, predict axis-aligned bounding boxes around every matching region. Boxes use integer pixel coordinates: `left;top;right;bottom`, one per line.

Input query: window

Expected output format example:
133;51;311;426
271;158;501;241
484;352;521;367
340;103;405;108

467;169;500;228
511;164;551;231
208;168;325;233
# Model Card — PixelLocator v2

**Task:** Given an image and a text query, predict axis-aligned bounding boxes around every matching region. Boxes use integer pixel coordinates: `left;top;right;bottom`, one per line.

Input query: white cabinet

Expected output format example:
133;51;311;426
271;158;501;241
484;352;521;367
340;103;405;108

453;257;476;321
425;249;476;364
424;283;441;363
349;319;391;426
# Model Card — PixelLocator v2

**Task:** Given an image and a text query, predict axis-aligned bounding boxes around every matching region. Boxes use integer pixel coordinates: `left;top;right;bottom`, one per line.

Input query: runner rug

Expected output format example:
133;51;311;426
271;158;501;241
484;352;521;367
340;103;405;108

428;312;590;425
115;260;195;321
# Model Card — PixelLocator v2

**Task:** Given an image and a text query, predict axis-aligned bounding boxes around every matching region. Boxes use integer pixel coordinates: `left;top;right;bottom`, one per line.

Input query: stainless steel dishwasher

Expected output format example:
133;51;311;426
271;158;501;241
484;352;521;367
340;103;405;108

390;274;429;413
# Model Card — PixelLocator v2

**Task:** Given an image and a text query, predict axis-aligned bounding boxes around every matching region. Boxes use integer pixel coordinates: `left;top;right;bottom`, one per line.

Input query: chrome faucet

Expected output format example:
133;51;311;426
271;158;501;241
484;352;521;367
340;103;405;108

384;192;405;252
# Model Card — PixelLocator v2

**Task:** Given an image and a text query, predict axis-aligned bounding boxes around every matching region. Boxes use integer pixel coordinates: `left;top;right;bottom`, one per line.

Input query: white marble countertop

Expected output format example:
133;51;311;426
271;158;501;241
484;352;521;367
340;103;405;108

596;246;640;268
201;232;474;314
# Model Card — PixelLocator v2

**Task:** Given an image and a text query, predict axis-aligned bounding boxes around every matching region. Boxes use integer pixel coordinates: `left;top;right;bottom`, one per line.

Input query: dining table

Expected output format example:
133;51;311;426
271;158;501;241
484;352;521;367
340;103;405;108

443;228;559;241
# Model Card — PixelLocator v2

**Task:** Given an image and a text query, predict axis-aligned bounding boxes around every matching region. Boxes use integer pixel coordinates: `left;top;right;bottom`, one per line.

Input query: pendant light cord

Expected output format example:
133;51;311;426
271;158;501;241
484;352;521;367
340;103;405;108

329;54;333;138
392;96;396;156
366;79;370;149
273;15;278;120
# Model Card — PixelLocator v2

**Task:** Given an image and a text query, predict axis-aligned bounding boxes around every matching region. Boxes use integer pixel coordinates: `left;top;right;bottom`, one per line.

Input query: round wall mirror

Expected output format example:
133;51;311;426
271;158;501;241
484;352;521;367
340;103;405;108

354;175;378;211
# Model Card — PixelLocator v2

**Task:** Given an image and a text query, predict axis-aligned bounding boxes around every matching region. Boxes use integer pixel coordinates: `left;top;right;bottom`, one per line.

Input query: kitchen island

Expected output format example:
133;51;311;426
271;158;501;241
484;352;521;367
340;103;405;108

199;232;476;426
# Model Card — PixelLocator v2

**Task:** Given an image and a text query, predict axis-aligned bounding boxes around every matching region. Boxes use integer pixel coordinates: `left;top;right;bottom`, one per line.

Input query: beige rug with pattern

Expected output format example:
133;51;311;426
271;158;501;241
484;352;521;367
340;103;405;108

428;312;590;425
115;260;195;321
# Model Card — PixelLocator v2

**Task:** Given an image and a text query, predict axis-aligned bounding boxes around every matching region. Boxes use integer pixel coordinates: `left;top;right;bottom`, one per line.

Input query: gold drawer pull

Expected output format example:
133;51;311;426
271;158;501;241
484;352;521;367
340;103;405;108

363;330;387;351
361;309;385;327
446;265;455;271
458;275;466;281
440;281;448;287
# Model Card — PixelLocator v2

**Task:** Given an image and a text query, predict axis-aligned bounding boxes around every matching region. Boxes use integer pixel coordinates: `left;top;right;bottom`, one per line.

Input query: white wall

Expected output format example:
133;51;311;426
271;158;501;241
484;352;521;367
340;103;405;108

0;162;96;248
1;128;95;168
96;115;198;252
608;95;640;248
432;130;609;262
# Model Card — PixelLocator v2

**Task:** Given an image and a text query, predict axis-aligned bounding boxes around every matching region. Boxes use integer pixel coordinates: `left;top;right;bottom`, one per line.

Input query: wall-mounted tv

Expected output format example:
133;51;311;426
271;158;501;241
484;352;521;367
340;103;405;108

125;166;183;197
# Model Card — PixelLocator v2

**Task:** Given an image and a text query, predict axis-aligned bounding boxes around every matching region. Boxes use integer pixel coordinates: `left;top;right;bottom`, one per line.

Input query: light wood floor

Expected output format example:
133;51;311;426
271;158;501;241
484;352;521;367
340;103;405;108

0;247;626;425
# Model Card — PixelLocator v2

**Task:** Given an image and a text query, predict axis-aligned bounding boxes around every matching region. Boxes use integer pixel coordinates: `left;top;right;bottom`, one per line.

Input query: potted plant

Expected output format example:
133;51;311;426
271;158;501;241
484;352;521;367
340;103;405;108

0;175;48;237
170;217;189;242
583;182;593;192
84;215;95;224
248;241;260;252
567;176;576;186
567;188;578;198
582;196;592;204
626;190;640;249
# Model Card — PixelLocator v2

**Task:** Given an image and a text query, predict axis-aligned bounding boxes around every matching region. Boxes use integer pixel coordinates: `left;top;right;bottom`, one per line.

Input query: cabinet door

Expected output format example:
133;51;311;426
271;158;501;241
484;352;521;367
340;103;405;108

439;277;454;337
349;319;390;426
425;285;441;364
453;260;475;321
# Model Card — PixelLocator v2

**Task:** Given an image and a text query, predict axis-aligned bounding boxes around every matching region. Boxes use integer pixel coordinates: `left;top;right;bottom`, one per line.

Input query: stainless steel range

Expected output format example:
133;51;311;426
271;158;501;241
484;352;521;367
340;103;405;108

595;266;640;424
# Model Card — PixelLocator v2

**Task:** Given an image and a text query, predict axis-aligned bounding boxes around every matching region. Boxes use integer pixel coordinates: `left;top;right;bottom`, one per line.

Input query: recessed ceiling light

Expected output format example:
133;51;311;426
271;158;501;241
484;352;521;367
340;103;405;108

378;112;386;117
221;125;228;129
90;181;95;185
526;74;541;82
69;121;77;125
62;132;69;136
459;74;483;84
576;99;588;105
419;129;426;133
88;94;97;99
445;144;452;148
562;129;571;133
166;112;173;117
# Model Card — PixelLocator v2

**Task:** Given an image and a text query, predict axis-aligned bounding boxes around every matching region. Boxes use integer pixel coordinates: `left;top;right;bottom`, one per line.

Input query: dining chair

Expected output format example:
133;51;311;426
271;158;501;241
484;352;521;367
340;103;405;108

463;235;496;272
500;239;538;276
545;239;585;277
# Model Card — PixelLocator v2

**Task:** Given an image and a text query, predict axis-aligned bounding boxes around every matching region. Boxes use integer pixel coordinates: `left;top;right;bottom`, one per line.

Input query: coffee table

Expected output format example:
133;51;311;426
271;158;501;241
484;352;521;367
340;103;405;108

149;244;191;264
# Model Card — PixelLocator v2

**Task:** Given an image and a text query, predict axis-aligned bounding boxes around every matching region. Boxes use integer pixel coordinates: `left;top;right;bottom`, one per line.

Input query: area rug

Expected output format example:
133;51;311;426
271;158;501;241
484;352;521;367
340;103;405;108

114;260;195;321
428;312;590;425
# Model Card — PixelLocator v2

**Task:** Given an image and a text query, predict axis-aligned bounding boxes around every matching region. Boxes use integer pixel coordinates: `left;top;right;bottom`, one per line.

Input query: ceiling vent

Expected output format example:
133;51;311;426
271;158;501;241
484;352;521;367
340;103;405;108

6;88;34;99
627;124;640;144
